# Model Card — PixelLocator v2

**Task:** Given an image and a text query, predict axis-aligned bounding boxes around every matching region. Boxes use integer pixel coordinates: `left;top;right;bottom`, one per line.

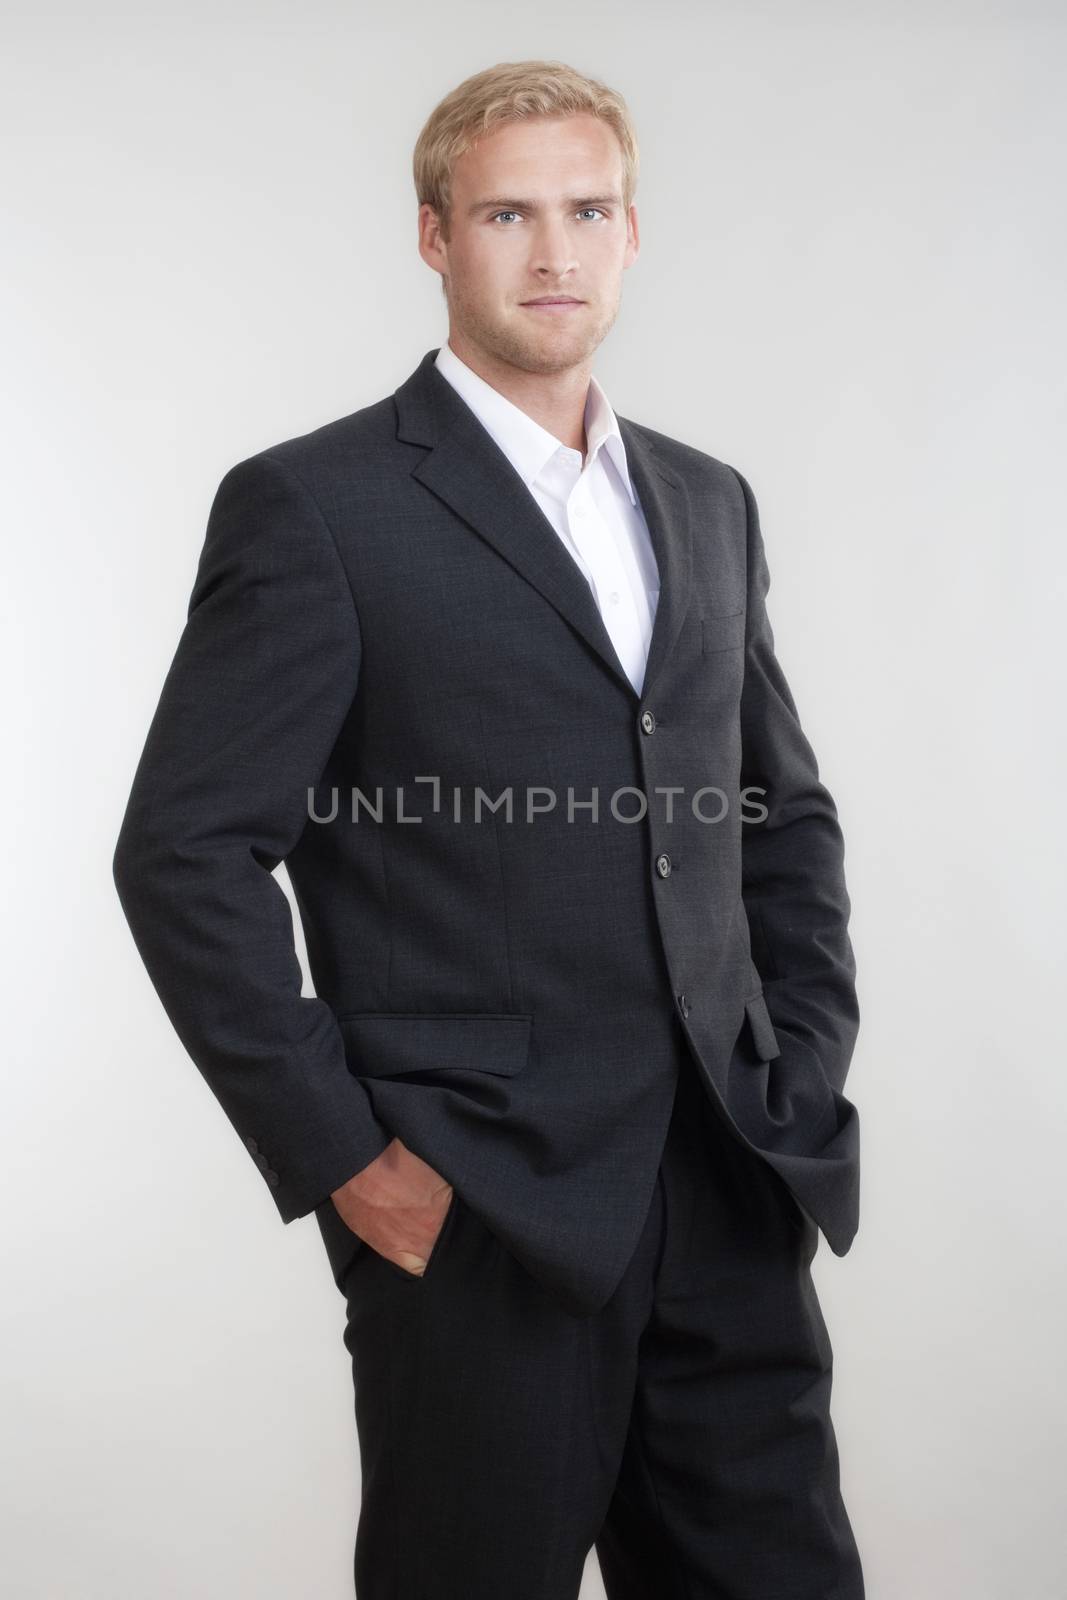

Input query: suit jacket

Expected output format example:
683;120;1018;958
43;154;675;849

112;345;861;1317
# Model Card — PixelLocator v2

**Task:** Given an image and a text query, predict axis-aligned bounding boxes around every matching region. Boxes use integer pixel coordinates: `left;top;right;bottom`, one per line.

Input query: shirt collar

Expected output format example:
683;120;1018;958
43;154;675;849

433;340;638;506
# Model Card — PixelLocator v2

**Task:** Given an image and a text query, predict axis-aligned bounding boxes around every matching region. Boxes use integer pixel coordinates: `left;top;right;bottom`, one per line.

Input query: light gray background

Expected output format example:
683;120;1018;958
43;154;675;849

3;4;1064;1597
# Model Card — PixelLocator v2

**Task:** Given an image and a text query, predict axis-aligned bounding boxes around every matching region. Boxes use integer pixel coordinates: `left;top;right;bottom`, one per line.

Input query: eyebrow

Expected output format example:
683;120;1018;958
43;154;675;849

467;193;623;217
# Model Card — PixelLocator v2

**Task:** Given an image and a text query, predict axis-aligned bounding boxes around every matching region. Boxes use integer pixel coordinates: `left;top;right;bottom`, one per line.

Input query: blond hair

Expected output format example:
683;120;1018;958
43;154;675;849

413;60;639;241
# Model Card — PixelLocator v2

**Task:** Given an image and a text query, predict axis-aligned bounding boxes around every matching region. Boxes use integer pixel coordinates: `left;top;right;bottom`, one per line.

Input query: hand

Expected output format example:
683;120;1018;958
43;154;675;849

330;1137;453;1277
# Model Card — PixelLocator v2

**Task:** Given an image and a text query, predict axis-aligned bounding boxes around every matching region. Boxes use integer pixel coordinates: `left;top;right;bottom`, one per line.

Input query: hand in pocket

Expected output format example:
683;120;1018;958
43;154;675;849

330;1136;453;1276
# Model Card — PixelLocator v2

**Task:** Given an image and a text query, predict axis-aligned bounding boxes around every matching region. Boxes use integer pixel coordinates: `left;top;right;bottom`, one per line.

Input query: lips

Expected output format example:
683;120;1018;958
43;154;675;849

522;297;583;305
521;300;585;317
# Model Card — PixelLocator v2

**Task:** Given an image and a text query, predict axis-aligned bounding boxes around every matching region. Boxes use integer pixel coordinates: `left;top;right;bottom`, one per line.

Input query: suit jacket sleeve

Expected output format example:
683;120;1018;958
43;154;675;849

112;450;394;1222
733;466;860;1096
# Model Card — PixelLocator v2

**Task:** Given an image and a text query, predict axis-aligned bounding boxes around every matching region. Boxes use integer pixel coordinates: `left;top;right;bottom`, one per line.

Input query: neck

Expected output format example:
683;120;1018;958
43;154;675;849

446;332;591;455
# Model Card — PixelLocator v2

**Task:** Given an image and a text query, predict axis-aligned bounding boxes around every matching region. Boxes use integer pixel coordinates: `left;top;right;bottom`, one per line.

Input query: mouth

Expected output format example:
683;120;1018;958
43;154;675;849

521;297;585;313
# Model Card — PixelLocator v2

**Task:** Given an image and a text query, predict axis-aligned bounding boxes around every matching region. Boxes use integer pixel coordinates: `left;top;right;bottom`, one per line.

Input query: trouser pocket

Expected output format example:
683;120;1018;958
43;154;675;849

377;1186;460;1283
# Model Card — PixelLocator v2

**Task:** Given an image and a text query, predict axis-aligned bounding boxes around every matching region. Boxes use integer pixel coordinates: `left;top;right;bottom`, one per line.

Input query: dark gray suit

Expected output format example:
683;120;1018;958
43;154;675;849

112;346;864;1596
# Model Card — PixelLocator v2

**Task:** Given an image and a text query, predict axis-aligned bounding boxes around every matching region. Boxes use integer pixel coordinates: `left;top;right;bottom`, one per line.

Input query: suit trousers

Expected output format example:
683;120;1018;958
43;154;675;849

337;1019;865;1599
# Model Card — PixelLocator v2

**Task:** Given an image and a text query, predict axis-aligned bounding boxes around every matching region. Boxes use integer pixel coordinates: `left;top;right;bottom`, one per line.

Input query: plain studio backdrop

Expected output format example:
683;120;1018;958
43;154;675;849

2;3;1064;1596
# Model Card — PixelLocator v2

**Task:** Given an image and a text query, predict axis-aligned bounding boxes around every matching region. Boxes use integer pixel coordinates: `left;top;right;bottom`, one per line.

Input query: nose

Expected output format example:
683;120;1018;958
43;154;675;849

528;216;579;283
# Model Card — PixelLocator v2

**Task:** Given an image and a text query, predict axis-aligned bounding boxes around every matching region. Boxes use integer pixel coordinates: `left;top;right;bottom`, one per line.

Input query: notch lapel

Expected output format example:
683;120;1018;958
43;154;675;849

393;349;692;705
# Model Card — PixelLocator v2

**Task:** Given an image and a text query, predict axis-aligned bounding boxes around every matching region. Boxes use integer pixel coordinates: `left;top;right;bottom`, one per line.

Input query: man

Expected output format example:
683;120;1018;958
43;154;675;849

113;59;865;1600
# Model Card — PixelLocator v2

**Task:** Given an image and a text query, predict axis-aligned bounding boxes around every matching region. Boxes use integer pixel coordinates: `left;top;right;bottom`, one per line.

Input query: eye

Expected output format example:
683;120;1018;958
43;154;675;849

488;208;609;225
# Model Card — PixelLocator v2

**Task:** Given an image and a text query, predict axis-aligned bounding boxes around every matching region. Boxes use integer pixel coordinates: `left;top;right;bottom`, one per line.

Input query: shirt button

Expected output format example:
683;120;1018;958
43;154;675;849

608;590;620;605
640;710;656;734
656;853;672;878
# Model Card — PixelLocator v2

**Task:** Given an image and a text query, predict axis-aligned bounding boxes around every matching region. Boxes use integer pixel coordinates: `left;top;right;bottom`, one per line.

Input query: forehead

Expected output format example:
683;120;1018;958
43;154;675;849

453;113;622;191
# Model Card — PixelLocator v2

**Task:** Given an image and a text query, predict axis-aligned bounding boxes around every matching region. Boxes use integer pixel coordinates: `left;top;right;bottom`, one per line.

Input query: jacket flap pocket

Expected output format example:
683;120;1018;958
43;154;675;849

336;1012;533;1079
744;991;782;1061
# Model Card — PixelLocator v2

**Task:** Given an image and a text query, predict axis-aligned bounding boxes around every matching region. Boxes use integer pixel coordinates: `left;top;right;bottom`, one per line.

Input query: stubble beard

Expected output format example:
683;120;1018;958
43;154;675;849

445;278;621;377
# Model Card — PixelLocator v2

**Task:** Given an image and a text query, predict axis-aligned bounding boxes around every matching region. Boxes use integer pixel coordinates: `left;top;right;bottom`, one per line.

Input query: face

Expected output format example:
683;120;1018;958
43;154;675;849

419;112;639;377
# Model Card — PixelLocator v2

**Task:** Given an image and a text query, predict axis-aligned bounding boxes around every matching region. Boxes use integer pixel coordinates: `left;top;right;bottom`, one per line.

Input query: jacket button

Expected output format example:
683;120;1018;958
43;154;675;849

656;853;672;878
254;1151;270;1171
677;991;690;1017
265;1170;280;1188
245;1135;259;1154
640;709;656;734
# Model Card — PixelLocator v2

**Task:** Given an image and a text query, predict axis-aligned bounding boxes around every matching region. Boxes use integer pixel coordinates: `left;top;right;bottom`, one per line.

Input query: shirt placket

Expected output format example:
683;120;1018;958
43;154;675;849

570;475;646;690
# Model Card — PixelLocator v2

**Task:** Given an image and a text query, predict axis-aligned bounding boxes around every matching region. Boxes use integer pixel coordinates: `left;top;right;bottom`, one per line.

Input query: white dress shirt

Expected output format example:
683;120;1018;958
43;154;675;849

434;341;660;695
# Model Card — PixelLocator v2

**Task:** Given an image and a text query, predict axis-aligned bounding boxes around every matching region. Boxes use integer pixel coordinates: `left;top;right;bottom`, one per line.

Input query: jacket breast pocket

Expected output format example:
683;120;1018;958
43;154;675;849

336;1011;533;1080
702;609;746;654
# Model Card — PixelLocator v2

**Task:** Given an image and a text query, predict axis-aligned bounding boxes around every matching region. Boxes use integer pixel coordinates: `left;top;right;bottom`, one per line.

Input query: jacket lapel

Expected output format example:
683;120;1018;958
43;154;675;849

393;348;692;705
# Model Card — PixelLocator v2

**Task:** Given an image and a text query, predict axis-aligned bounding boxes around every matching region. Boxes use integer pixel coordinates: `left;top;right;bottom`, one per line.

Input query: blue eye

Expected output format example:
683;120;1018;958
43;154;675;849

489;209;607;224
